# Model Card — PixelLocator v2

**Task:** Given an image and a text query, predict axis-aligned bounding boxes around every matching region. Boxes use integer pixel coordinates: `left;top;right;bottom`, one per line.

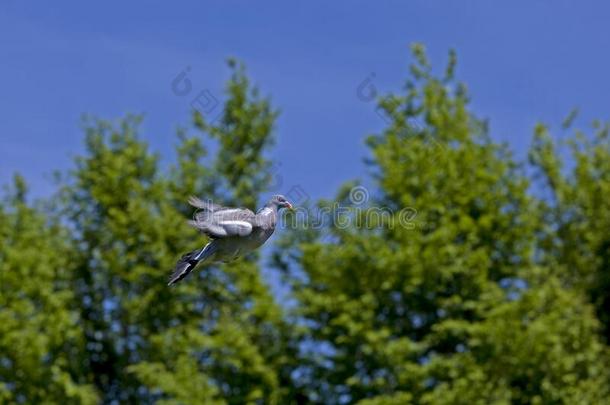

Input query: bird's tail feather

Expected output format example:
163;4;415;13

167;242;216;286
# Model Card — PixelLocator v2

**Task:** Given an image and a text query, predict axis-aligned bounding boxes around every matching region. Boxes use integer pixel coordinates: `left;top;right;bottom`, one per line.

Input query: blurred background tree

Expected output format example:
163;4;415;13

274;45;610;404
530;121;610;342
0;176;98;404
1;48;609;404
54;61;295;404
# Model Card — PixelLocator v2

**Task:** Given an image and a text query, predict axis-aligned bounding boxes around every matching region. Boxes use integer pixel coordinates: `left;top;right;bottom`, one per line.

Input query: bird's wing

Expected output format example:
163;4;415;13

189;204;256;238
188;196;226;212
253;207;278;230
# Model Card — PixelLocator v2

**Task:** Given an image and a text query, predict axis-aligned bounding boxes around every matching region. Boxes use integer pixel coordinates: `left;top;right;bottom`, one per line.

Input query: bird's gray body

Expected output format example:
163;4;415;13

168;195;290;285
198;205;277;262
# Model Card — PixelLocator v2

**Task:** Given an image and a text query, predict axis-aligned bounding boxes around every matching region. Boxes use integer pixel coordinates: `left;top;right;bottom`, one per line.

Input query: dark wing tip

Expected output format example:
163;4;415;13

167;253;199;286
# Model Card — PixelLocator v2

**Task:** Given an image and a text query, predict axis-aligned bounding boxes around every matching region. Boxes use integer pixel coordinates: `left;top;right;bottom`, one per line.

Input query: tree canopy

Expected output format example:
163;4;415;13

1;47;609;404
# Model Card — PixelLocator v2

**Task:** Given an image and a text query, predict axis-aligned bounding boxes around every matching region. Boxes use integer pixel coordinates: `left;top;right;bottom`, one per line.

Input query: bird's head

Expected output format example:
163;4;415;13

270;194;293;210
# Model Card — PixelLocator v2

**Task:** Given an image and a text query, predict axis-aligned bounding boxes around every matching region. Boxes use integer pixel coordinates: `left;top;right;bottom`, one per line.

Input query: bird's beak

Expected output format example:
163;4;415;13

286;202;294;210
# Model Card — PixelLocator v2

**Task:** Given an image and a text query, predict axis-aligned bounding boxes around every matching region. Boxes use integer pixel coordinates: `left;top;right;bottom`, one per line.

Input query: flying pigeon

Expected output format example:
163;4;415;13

167;194;293;285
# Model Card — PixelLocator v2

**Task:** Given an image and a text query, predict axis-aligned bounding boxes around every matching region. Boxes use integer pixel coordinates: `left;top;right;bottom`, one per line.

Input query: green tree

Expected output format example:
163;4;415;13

275;45;610;404
2;46;610;405
130;60;298;405
0;175;98;404
530;121;610;342
59;61;295;404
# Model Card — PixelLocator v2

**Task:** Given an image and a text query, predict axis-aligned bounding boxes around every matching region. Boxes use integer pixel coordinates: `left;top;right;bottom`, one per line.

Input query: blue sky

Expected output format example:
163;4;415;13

1;1;610;202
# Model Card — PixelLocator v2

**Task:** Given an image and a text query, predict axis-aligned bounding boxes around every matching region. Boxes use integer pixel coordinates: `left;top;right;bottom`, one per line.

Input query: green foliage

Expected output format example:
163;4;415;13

530;120;610;341
0;175;98;404
1;47;610;404
54;61;292;403
276;45;610;403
